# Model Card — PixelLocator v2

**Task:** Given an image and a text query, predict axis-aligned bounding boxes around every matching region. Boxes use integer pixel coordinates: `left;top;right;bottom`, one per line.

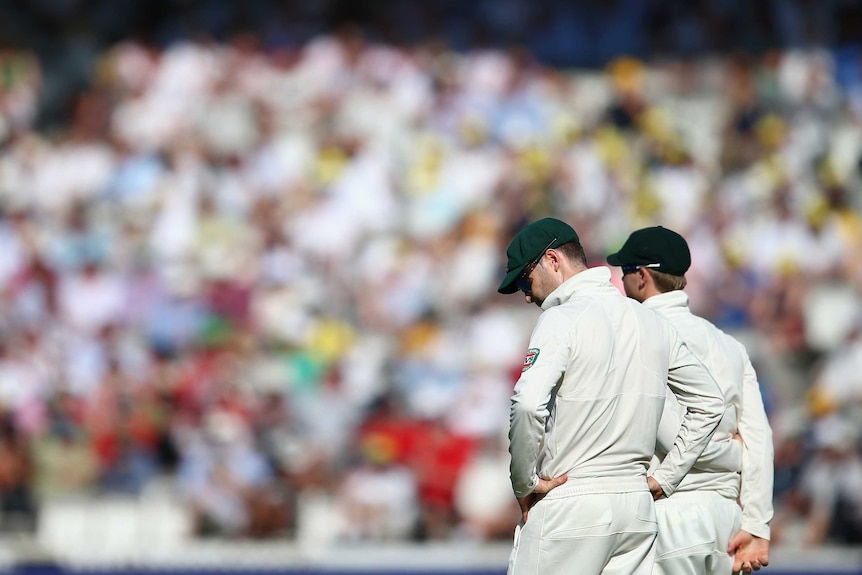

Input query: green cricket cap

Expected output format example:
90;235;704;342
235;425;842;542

498;218;580;294
606;226;691;275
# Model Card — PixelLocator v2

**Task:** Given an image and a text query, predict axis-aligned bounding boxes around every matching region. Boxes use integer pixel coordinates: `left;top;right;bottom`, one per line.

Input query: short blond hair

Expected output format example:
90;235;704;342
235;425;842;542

646;269;687;292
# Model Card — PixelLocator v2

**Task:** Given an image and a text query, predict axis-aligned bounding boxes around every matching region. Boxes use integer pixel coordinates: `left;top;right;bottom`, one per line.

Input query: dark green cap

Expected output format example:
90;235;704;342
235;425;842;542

606;226;691;275
498;218;580;294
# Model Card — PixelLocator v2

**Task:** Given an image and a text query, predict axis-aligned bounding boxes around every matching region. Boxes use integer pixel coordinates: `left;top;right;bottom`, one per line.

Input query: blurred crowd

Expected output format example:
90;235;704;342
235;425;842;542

2;20;862;549
2;0;857;131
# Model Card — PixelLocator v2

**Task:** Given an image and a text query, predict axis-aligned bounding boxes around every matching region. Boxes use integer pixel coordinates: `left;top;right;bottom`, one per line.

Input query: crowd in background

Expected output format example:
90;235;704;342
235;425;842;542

2;0;859;131
1;3;862;550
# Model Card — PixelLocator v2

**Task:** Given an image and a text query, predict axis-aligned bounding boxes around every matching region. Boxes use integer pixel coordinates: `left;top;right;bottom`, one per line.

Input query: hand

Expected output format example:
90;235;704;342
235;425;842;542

728;530;770;573
732;432;743;444
517;474;568;523
647;476;664;500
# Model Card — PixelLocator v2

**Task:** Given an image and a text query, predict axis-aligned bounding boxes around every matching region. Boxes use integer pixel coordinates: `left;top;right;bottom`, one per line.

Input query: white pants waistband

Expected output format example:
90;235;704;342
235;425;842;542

543;476;649;499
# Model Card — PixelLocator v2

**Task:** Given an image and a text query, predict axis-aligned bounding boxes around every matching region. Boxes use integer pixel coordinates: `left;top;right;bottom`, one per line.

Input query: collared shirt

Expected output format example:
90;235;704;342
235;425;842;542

644;290;774;540
509;267;725;500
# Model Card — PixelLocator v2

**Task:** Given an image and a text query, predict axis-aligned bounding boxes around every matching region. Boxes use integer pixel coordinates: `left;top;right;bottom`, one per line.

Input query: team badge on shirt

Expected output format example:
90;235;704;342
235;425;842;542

522;348;540;372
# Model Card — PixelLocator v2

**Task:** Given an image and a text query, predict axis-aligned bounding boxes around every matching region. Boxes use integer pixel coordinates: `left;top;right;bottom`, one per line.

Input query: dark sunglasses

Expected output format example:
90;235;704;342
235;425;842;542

516;237;557;293
621;263;662;274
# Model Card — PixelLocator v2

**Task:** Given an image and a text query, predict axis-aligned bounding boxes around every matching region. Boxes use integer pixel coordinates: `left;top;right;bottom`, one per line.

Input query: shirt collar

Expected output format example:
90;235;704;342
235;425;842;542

541;266;614;310
642;290;690;313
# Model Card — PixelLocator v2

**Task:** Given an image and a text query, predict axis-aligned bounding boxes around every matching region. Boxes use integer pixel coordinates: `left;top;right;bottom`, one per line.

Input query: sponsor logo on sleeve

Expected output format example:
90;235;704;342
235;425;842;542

522;348;540;372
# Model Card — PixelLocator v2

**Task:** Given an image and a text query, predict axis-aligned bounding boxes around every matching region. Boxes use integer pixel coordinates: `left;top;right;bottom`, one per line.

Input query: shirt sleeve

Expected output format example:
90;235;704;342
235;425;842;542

695;435;742;473
508;311;570;499
655;391;741;473
651;331;726;497
737;344;774;540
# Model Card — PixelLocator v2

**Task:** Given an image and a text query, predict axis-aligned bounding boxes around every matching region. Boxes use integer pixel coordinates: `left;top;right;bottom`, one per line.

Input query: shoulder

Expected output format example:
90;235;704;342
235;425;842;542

536;303;581;331
702;317;747;353
685;313;750;365
538;294;614;332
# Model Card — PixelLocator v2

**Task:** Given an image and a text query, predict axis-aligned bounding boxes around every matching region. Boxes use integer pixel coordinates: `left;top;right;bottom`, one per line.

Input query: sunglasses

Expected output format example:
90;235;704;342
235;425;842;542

621;263;662;274
516;237;557;293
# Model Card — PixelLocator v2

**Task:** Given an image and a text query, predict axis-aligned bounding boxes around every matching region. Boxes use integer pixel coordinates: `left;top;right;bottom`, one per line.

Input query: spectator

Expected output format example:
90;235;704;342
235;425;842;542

0;10;860;550
0;408;37;532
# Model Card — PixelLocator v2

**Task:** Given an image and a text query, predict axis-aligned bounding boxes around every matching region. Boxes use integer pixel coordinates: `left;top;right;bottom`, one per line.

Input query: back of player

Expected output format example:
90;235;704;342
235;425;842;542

650;310;746;575
649;304;772;575
607;226;774;575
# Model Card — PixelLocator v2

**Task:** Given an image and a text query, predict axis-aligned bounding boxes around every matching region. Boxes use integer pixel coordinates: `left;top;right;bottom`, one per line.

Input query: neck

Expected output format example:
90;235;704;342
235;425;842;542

561;262;587;282
642;286;663;300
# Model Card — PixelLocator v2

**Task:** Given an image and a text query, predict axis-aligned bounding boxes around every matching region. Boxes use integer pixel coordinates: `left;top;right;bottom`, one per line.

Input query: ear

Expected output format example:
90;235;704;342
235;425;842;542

545;248;562;270
637;267;651;289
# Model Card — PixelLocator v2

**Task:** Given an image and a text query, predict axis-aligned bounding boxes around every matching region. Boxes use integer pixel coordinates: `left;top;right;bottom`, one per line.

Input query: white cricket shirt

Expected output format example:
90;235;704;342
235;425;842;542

508;267;725;500
645;290;774;540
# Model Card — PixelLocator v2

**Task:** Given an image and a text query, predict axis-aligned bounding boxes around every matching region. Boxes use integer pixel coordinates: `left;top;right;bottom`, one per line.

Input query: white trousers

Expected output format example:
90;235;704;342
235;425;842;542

652;491;742;575
508;482;657;575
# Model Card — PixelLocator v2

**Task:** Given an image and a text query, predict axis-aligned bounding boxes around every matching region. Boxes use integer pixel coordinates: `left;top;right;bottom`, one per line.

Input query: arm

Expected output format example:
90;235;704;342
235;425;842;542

509;313;570;499
656;392;741;473
728;345;774;571
696;433;742;472
736;345;774;539
650;333;725;498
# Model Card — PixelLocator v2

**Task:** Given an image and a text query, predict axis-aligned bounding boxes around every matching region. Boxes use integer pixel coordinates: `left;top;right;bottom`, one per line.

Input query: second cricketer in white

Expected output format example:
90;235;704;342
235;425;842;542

608;226;774;575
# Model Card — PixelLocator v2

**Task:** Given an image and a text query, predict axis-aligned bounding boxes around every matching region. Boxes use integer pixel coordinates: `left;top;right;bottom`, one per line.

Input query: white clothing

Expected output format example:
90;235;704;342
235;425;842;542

57;271;128;334
509;482;657;575
652;491;742;575
645;290;774;540
508;267;725;575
